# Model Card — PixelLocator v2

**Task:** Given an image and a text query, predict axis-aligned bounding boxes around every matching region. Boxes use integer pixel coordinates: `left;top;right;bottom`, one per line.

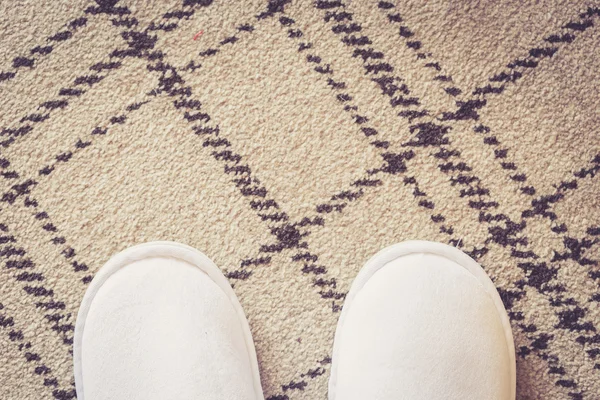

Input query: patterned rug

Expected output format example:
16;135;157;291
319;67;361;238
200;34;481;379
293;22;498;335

1;0;599;399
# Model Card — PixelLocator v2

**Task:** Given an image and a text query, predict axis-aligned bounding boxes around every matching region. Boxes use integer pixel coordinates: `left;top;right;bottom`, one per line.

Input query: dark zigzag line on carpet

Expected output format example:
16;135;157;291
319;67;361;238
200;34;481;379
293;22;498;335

271;11;476;245
0;8;162;352
463;6;600;117
0;237;76;348
0;227;78;399
0;0;99;85
266;355;331;400
578;226;600;371
1;101;156;288
0;0;201;157
375;1;466;101
517;152;600;340
0;227;77;349
521;153;600;224
0;301;75;400
378;1;600;230
2;183;92;278
303;0;595;395
550;228;600;360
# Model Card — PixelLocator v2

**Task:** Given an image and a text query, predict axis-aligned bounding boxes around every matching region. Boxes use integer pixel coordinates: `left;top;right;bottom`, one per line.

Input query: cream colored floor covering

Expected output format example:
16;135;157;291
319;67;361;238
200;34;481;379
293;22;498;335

1;1;599;398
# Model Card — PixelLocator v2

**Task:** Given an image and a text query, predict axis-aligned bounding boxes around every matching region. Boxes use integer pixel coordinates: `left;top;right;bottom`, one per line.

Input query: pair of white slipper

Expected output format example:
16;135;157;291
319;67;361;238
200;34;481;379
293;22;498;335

74;241;516;400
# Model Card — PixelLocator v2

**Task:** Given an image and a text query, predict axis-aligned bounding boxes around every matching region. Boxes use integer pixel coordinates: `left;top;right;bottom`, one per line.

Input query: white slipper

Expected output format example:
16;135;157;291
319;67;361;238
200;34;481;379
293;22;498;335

329;241;516;400
73;241;264;400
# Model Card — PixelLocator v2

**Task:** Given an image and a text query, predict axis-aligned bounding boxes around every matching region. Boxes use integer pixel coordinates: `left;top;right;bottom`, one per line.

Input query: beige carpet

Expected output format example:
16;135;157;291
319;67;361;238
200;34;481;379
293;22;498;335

1;0;599;398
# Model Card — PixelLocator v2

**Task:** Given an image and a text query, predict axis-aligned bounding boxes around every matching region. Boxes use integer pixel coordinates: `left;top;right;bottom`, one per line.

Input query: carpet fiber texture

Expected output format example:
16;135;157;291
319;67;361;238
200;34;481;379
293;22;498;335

1;0;599;399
